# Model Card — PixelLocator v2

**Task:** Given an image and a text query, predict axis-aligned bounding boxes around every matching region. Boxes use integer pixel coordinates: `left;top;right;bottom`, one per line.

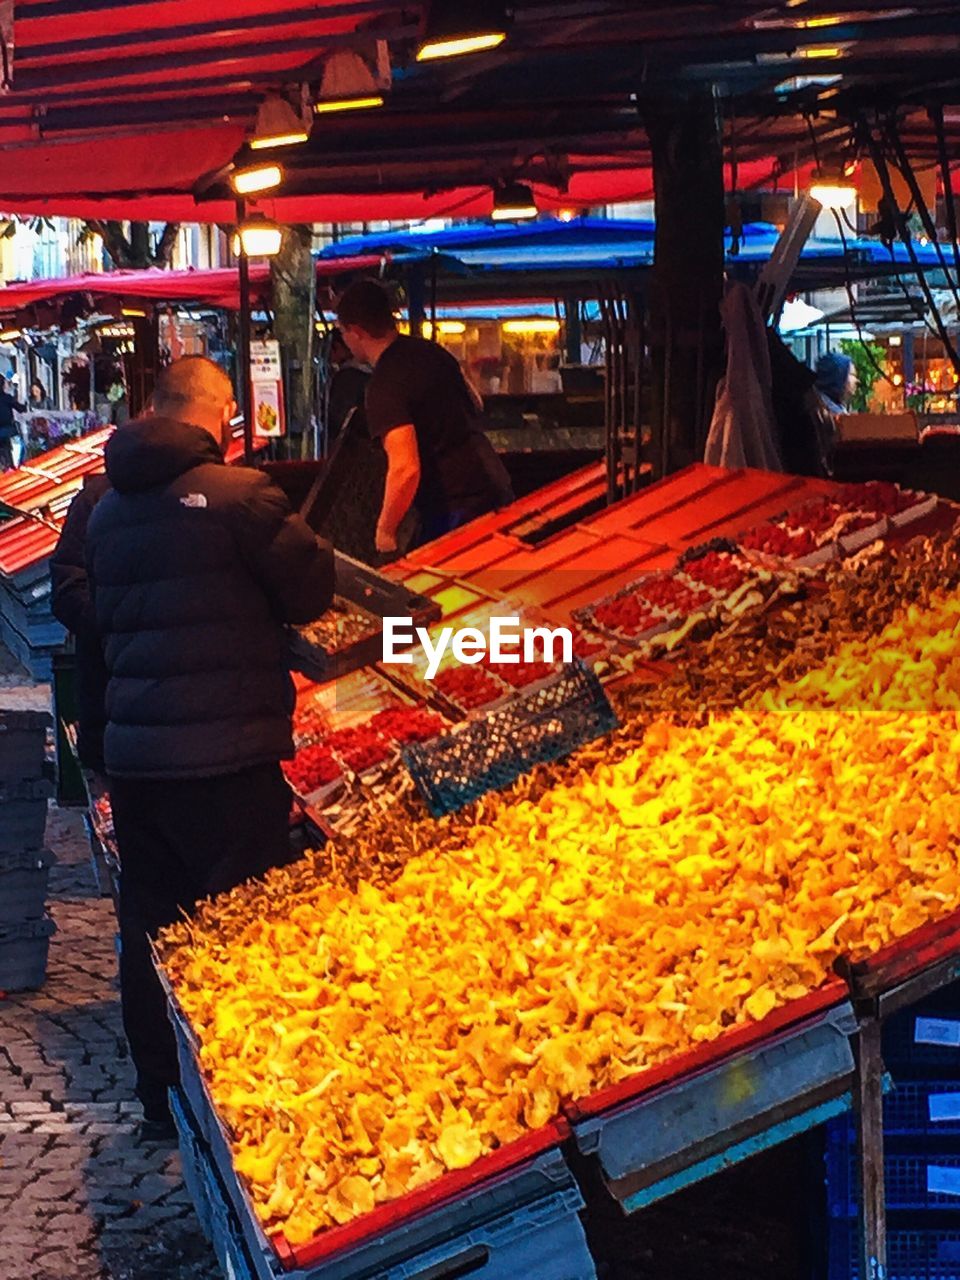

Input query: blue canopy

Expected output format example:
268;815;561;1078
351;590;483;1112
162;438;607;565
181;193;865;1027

318;216;945;278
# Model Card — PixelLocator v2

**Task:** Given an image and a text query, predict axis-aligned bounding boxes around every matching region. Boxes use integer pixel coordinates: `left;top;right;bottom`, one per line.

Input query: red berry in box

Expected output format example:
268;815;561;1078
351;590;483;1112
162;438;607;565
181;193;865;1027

593;594;662;637
683;551;749;593
485;656;554;688
839;481;911;517
326;726;392;772
434;666;503;709
635;575;713;616
740;522;817;559
284;744;342;792
369;706;445;744
783;498;844;535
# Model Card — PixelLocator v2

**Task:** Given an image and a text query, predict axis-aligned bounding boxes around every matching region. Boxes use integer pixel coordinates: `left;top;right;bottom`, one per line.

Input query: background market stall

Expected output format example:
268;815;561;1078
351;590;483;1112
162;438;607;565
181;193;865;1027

0;420;272;681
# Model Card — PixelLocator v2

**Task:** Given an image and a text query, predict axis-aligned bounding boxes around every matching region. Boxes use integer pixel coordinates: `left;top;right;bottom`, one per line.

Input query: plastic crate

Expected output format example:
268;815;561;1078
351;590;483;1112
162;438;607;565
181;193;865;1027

0;778;50;854
826;1084;960;1144
160;962;593;1280
0;848;53;923
0;914;55;991
169;1086;213;1240
885;1082;960;1139
826;1124;960;1214
828;1220;960;1280
0;709;48;782
82;812;120;913
883;1009;960;1075
402;660;618;817
175;1085;594;1280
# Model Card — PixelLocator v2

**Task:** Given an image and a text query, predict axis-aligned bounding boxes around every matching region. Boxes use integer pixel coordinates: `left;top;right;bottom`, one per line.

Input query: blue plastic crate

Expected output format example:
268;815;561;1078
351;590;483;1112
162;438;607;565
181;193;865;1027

885;1082;960;1138
826;1124;960;1215
0;777;51;854
0;709;48;783
163;986;595;1280
402;660;618;817
826;1083;960;1145
169;1087;213;1241
0;848;52;924
0;914;55;991
883;1009;960;1075
189;1107;594;1280
828;1220;960;1280
203;1140;258;1280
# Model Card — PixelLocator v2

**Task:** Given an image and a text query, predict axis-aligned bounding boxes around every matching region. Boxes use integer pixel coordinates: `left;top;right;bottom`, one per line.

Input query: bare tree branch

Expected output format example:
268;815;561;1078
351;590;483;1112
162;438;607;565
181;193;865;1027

81;219;181;269
152;222;181;268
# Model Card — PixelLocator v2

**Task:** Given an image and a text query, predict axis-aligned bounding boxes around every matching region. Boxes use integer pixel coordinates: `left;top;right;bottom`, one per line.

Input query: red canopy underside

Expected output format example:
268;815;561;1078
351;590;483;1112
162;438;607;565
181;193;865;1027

0;259;383;315
0;136;790;223
6;0;960;228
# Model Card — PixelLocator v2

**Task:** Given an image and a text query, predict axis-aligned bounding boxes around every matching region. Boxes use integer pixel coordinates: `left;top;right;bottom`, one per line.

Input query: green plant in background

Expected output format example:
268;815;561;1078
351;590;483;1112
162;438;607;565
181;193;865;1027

839;338;887;412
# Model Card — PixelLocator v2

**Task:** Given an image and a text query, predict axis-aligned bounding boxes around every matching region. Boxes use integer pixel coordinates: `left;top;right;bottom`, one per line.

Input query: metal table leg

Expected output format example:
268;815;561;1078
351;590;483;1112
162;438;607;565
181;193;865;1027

854;1007;887;1280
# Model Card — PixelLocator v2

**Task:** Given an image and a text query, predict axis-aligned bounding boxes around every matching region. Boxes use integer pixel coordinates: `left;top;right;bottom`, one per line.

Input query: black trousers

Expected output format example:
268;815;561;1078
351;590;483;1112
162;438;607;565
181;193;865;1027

110;762;294;1114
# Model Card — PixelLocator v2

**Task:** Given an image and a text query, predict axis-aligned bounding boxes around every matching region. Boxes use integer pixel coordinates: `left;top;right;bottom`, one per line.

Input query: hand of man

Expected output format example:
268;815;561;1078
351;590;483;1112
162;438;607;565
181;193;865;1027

375;524;398;554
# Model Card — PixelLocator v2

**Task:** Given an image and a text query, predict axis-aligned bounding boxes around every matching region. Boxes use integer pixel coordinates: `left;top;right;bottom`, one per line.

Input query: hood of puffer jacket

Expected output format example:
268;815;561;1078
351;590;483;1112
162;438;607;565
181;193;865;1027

104;416;224;494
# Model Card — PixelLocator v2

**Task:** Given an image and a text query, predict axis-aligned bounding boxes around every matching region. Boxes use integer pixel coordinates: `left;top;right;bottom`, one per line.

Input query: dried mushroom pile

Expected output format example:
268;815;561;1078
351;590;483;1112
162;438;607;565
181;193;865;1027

159;525;960;1246
306;524;960;888
297;597;378;652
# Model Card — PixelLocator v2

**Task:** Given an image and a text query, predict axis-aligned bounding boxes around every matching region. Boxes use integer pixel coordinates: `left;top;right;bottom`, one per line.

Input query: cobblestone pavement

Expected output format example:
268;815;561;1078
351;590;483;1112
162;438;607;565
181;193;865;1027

0;652;220;1280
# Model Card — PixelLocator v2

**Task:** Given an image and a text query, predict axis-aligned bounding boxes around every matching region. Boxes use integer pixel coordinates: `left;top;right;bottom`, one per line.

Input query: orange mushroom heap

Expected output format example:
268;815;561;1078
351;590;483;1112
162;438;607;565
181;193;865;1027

162;591;960;1245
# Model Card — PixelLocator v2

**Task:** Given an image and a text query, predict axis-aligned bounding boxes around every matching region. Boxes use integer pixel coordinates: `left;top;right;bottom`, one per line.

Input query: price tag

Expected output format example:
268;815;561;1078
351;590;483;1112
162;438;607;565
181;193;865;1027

929;1093;960;1123
928;1165;960;1197
914;1017;960;1047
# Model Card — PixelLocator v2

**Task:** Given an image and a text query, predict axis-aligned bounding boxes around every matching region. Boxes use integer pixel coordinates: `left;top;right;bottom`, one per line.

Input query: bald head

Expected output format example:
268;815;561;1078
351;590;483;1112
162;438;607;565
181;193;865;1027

151;356;236;452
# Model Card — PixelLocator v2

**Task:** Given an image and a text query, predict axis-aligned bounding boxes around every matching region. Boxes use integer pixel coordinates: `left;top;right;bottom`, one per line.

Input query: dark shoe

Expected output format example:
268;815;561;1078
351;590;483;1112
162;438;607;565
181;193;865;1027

138;1091;176;1143
142;1095;171;1120
137;1115;178;1144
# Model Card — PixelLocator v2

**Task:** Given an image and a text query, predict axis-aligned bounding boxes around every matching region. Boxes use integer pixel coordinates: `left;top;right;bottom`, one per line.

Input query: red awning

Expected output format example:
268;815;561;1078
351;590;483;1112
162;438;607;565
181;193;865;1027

0;258;384;316
0;158;794;225
1;2;958;227
0;3;798;223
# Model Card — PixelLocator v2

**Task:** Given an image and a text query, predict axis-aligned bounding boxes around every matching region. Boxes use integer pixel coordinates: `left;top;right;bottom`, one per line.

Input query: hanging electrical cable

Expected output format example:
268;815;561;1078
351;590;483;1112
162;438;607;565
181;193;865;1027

930;102;960;298
859;114;960;377
883;113;960;318
831;210;895;392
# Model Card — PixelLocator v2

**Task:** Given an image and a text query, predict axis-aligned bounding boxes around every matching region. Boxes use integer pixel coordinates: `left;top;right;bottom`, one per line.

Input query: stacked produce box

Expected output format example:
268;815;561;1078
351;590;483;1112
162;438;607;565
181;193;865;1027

287;667;452;839
0;708;55;990
826;987;960;1279
0;429;112;678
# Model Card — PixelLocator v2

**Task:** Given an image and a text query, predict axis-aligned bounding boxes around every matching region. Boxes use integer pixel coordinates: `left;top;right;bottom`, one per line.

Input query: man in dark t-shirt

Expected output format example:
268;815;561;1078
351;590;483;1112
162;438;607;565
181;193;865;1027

337;279;513;553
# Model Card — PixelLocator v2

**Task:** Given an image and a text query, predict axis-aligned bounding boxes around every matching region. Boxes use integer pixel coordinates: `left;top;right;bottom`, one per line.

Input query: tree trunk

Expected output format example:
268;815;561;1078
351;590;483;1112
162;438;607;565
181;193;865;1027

85;220;179;269
644;91;726;477
270;224;316;458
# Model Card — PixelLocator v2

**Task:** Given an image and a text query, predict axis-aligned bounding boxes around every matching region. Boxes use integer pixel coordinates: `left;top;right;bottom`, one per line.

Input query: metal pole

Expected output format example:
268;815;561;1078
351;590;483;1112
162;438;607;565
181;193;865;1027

430;251;438;341
235;197;254;465
855;1010;887;1280
408;266;426;340
563;293;581;365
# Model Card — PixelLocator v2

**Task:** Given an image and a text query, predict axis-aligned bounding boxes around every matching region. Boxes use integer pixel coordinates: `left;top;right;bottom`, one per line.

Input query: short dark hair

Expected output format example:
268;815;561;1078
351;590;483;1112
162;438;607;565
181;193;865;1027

336;279;397;339
152;355;233;418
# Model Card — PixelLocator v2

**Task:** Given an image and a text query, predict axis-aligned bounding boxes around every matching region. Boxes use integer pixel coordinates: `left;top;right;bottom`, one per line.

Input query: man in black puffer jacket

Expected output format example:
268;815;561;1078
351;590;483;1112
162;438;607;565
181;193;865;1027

86;356;334;1136
51;472;111;775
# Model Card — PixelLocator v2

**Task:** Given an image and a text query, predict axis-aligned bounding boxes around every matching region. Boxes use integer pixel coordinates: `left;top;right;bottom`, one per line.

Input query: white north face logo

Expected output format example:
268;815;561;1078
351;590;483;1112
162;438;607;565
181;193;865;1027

180;493;208;509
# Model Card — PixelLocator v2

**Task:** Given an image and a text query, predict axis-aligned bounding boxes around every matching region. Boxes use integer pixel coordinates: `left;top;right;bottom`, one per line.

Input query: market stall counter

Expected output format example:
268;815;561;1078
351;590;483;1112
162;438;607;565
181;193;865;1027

156;463;960;1280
